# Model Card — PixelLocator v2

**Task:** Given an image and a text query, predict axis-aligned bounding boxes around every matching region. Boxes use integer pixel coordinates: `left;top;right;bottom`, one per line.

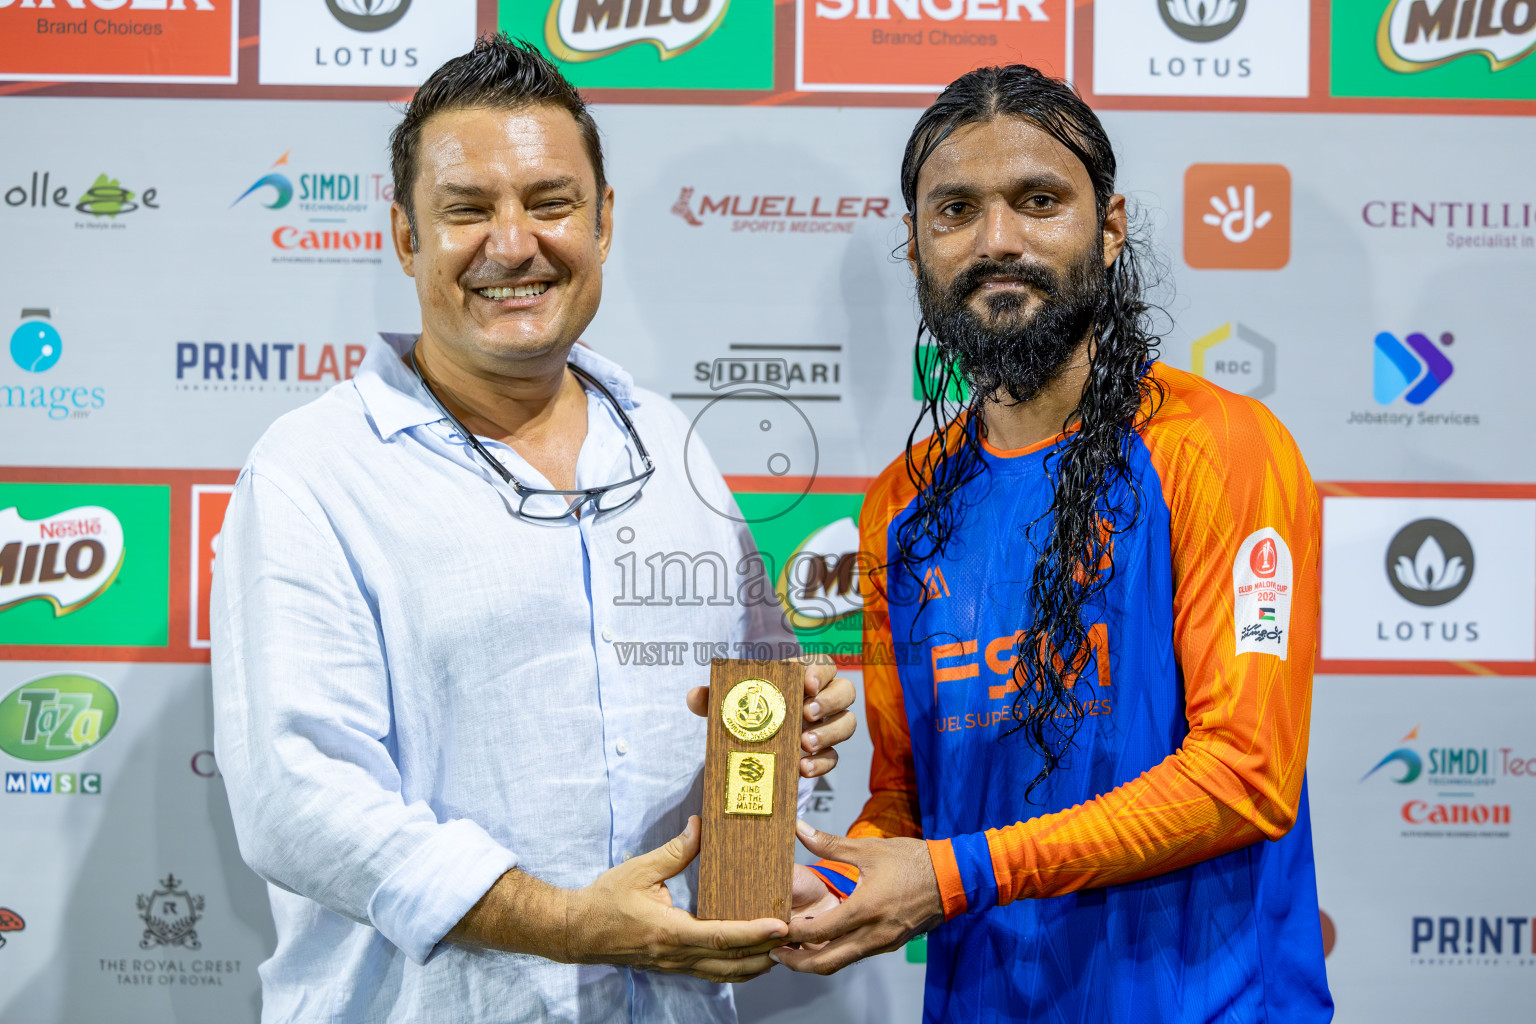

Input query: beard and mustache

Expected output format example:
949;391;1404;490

916;239;1107;405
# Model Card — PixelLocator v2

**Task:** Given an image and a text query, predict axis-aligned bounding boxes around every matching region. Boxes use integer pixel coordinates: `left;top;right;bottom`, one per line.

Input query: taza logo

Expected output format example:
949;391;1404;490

327;0;412;32
1378;0;1536;73
0;505;125;615
545;0;729;62
136;875;204;950
1386;518;1474;606
1161;0;1246;42
1374;331;1454;405
0;674;119;762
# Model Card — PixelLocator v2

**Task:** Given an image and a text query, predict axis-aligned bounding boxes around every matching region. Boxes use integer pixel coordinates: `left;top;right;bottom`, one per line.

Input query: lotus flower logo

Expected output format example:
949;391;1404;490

1160;0;1245;43
326;0;411;32
1385;518;1474;607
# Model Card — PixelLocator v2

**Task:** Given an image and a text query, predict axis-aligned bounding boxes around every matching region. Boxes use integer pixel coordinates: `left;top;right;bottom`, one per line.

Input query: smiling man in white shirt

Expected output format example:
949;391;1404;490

210;35;855;1024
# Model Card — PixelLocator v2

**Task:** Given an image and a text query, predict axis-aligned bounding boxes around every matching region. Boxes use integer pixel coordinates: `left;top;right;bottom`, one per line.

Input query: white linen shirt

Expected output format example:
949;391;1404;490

211;333;801;1024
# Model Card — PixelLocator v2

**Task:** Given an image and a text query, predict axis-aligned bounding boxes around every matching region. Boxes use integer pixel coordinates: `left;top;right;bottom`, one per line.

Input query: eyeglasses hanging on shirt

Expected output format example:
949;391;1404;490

409;345;655;523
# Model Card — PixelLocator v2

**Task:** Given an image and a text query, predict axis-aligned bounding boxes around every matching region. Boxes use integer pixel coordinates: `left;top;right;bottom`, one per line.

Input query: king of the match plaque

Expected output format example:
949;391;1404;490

697;658;803;922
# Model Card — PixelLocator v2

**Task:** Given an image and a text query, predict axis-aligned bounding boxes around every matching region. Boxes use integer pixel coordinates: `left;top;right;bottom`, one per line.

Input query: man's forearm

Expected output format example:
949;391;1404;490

445;868;573;961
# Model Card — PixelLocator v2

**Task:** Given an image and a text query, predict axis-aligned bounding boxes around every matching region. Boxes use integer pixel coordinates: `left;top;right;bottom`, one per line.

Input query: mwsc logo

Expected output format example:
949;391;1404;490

0;674;119;762
1374;330;1454;404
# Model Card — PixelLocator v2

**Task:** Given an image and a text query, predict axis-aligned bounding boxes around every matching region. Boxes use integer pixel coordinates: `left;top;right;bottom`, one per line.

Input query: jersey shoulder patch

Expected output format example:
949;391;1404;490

1232;528;1292;659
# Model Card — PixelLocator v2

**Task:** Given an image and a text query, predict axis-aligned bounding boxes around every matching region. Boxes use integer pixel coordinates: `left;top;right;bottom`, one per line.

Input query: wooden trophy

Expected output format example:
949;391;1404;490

697;658;803;922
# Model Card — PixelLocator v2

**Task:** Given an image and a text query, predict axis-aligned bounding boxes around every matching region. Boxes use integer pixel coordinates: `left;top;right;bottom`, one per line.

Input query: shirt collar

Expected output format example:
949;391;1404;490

356;333;639;441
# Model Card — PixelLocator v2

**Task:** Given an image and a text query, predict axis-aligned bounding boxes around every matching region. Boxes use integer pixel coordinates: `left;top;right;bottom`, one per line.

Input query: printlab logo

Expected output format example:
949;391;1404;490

1183;164;1291;269
327;0;413;32
1386;518;1474;607
0;674;119;763
0;907;21;949
1161;0;1245;42
544;0;729;62
1190;322;1275;399
1374;331;1454;405
137;875;204;950
1378;0;1536;75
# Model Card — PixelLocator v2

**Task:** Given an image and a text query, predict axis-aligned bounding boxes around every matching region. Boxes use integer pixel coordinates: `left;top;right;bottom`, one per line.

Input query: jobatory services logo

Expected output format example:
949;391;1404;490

0;673;118;762
0;0;236;84
504;0;773;89
2;171;162;231
1189;322;1275;398
4;309;107;421
670;185;895;235
1320;496;1536;663
798;0;1069;93
259;0;476;87
1094;0;1309;98
1333;0;1536;100
0;482;170;649
232;151;389;266
1183;164;1291;269
0;908;22;949
1350;329;1478;429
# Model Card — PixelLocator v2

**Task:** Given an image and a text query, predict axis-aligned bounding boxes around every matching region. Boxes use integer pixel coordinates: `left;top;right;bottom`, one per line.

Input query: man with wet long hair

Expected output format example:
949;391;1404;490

777;65;1333;1021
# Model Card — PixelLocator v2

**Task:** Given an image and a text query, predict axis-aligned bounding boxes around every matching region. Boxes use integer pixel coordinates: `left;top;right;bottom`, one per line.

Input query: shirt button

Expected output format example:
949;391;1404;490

621;851;633;862
601;626;615;642
616;738;630;755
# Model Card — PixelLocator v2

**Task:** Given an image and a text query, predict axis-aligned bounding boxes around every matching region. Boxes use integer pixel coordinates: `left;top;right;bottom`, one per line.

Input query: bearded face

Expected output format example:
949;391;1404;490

916;235;1107;406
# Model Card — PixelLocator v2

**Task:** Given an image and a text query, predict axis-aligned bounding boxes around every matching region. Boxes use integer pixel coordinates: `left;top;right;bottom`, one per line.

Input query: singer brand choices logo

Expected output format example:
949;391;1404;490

1374;331;1455;404
0;0;236;84
1183;163;1291;269
504;0;772;89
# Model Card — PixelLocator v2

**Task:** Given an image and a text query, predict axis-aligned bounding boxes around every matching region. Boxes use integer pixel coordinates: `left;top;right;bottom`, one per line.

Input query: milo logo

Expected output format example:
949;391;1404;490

0;674;118;762
544;0;729;62
0;505;125;616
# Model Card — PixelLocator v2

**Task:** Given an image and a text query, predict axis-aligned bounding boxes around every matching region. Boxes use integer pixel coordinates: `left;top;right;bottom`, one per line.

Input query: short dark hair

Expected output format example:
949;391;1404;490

389;34;607;245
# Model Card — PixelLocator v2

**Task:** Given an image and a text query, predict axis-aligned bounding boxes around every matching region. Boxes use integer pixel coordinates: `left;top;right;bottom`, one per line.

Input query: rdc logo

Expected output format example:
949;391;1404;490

9;309;61;373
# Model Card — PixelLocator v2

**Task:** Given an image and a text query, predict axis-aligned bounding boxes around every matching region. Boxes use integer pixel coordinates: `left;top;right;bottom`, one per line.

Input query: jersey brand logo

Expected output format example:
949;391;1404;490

922;565;951;599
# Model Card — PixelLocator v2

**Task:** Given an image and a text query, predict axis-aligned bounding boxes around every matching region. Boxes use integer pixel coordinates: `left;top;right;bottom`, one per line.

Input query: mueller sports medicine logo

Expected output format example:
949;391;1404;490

671;186;893;235
0;674;118;762
1183;164;1291;269
232;152;388;264
1386;518;1474;607
545;0;730;62
0;506;125;617
1378;0;1536;74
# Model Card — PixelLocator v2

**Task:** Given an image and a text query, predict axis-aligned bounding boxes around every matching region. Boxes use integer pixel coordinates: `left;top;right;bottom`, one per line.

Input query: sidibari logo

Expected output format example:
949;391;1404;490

1160;0;1246;42
777;517;864;631
1386;518;1474;606
0;505;125;616
1378;0;1536;74
0;673;119;762
1374;330;1454;405
545;0;730;62
326;0;412;32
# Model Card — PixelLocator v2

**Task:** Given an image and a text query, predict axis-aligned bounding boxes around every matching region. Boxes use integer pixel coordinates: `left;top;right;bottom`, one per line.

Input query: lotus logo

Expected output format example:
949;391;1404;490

1362;746;1423;784
545;0;730;63
326;0;412;32
1386;518;1474;607
1378;0;1536;74
1159;0;1245;43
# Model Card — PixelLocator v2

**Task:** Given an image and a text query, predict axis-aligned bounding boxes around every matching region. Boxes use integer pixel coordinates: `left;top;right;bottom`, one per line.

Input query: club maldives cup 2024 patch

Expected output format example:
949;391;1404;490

1232;528;1291;659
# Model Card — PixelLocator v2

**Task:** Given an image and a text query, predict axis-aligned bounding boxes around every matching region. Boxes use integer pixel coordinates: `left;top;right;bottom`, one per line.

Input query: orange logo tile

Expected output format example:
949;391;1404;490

1183;163;1292;270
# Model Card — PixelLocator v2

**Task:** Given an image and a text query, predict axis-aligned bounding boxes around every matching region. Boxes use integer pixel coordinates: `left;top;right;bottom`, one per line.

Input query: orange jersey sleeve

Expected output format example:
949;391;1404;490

931;367;1320;916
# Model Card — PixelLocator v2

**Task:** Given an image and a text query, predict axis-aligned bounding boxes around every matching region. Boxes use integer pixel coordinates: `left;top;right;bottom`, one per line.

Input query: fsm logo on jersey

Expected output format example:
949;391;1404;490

1321;496;1536;663
1094;0;1310;98
3;309;107;422
259;0;477;87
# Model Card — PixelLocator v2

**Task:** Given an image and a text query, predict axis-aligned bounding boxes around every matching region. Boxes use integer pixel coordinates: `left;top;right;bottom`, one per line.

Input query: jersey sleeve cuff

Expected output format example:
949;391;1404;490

935;832;1001;918
926;838;967;920
808;861;859;901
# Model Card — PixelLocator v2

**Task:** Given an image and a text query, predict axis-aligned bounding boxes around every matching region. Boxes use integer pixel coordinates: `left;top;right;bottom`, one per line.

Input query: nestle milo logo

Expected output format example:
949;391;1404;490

777;516;863;631
545;0;730;62
1378;0;1536;73
0;674;119;762
0;505;125;616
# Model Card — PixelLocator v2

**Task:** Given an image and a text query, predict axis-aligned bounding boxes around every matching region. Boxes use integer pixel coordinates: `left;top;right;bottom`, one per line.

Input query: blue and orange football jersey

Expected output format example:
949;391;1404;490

813;364;1332;1023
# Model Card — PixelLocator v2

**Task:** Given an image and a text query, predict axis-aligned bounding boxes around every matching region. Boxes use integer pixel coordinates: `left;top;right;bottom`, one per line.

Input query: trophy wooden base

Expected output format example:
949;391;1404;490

697;658;803;922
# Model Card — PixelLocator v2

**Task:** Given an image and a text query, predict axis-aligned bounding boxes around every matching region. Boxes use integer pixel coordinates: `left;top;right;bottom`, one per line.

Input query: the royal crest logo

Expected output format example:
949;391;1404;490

136;875;204;951
0;506;125;616
1378;0;1536;73
544;0;730;62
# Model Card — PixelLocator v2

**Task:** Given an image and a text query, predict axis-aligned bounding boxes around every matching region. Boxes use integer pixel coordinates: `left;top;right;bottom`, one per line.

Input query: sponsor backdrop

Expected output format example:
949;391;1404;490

2;1;1534;1021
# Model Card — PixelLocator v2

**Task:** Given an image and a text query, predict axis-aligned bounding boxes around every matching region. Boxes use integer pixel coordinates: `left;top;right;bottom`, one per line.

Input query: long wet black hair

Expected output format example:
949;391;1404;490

893;66;1166;799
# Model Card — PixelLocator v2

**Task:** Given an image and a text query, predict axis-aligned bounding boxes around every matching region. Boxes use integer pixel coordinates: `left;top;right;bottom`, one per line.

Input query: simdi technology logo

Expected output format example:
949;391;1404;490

798;0;1070;93
1183;163;1291;269
0;482;169;649
0;0;236;83
1093;0;1310;99
1333;0;1536;100
503;0;775;90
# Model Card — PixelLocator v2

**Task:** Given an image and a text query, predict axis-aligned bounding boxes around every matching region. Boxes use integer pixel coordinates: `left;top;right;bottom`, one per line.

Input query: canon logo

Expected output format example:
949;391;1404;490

814;0;1046;20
